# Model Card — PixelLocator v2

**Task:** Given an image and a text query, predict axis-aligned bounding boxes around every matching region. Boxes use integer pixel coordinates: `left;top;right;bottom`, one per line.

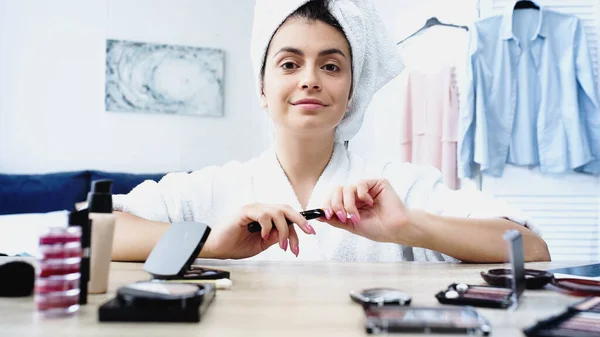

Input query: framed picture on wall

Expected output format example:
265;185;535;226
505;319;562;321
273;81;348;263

105;39;224;117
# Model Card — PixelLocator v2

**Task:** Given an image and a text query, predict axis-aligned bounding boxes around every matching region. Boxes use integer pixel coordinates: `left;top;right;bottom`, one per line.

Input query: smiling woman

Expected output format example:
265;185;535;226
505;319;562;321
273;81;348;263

111;0;550;264
260;15;353;138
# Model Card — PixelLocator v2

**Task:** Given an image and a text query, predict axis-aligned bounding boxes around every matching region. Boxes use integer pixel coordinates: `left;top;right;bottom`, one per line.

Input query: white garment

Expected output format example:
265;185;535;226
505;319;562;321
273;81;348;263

250;0;405;142
113;142;537;262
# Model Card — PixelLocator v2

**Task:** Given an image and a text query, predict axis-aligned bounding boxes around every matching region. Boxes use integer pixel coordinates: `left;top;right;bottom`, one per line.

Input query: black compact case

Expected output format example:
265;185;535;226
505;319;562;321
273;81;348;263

143;222;229;281
98;222;225;323
99;282;215;323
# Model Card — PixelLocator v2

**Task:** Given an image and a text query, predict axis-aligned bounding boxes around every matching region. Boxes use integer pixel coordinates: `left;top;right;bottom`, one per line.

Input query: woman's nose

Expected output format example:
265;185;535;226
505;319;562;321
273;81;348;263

299;69;321;91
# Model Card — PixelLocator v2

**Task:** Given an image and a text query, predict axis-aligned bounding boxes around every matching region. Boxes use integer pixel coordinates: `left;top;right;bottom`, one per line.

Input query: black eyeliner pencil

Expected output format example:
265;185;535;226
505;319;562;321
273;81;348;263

247;209;325;233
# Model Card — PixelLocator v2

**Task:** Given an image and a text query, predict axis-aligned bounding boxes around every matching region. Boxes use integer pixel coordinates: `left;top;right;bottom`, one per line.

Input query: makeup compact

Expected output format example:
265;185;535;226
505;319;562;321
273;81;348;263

436;230;526;309
98;222;222;323
481;268;554;290
363;305;491;335
247;208;325;233
98;281;215;323
436;283;513;309
523;296;600;337
350;288;412;307
143;221;230;281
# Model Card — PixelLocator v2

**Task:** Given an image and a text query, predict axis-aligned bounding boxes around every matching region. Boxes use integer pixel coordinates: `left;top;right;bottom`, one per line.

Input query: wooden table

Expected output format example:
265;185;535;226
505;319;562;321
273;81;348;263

0;258;589;336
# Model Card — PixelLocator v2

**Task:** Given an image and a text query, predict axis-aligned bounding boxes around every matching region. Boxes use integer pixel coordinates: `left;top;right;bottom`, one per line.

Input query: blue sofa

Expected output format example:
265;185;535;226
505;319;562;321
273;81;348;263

0;171;167;215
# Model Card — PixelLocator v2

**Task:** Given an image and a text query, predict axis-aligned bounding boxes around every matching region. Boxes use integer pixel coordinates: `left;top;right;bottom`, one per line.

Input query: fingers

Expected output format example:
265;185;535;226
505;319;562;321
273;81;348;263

271;212;289;251
322;180;378;227
330;186;347;224
260;230;280;251
343;186;360;225
288;226;300;257
330;185;361;225
243;204;315;256
257;213;274;241
282;205;315;235
356;180;375;206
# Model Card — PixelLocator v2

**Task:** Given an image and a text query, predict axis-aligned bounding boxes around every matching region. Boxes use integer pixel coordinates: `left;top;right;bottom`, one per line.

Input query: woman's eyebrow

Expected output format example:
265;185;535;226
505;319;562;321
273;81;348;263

274;47;347;59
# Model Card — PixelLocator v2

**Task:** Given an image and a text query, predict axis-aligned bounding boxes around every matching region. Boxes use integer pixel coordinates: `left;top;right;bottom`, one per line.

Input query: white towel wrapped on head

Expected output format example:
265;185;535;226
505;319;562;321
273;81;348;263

250;0;405;141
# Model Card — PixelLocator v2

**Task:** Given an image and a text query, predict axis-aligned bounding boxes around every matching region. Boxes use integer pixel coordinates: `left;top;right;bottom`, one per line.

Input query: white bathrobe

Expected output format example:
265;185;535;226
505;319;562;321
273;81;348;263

113;142;536;262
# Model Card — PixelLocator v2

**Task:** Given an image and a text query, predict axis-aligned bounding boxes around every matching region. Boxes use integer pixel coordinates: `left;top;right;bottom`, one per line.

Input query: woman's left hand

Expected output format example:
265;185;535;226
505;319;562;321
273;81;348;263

319;179;420;245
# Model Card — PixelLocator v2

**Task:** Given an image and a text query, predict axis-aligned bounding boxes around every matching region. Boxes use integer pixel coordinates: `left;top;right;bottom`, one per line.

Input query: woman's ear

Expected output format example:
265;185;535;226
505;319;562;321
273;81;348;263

260;90;268;108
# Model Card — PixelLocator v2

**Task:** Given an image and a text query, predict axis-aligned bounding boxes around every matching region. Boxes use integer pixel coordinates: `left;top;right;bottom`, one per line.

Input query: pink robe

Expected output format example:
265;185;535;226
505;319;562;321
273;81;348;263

399;66;459;190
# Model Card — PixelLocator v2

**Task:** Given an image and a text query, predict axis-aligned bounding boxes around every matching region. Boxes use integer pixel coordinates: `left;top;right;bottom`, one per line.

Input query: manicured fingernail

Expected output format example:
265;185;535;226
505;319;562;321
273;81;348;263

292;246;299;257
336;211;347;223
350;214;359;225
282;240;288;251
307;224;316;235
324;209;332;219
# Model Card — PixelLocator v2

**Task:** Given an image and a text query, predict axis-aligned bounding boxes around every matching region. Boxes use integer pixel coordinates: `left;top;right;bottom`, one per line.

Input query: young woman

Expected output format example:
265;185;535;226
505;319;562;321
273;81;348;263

111;0;550;263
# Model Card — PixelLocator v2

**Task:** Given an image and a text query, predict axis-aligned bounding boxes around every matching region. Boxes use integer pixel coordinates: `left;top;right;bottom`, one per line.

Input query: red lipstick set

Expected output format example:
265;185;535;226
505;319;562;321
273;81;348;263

34;227;82;316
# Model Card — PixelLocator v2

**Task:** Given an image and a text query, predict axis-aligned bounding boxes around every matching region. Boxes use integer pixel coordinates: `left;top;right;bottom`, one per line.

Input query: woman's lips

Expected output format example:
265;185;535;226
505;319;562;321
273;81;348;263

293;103;326;110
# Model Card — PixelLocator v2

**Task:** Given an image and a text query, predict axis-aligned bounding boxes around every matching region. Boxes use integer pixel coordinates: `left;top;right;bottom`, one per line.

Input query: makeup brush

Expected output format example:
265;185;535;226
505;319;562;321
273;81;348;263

247;209;325;233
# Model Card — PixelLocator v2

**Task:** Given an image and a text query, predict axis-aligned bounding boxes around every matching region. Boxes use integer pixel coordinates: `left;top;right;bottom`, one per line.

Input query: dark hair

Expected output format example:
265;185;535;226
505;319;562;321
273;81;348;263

259;0;352;85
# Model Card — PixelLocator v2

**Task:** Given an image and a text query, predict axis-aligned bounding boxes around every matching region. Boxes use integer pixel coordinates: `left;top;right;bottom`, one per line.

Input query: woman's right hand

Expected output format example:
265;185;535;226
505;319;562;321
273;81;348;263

201;203;317;259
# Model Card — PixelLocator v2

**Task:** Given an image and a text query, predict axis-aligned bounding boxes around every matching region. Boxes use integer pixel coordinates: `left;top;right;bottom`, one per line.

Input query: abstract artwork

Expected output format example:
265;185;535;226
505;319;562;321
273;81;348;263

105;39;224;117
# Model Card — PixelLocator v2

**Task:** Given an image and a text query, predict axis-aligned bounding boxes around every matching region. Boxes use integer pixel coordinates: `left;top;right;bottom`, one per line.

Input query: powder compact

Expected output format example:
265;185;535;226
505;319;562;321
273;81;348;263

98;281;215;323
523;296;600;337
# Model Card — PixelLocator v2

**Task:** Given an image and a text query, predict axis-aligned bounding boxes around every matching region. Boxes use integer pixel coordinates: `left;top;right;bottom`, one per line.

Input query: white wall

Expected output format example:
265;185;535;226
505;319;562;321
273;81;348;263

0;0;272;174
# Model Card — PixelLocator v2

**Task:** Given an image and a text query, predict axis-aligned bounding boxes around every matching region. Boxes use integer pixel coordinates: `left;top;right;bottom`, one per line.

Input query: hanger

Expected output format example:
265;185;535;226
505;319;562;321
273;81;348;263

397;17;468;45
514;0;539;10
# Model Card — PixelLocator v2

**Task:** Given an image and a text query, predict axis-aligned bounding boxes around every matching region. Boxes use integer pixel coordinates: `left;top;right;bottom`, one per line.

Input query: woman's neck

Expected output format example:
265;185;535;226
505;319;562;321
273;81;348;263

274;134;336;209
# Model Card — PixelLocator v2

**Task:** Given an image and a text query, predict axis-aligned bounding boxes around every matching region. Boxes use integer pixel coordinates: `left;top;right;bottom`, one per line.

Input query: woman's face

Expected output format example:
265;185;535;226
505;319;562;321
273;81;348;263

261;17;352;138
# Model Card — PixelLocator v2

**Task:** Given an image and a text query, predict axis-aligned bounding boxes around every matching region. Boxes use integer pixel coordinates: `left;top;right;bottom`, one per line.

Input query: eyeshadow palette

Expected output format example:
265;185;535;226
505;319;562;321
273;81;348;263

524;297;600;337
436;230;525;310
435;283;514;309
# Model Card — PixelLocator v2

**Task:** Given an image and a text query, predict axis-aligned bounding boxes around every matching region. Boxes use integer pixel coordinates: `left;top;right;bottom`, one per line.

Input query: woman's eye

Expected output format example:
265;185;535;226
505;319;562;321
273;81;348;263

323;64;339;72
281;62;298;70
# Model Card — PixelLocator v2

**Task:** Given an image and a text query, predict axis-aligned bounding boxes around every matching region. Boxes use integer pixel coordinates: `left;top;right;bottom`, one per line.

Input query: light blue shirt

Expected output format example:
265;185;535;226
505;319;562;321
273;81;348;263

458;2;600;178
